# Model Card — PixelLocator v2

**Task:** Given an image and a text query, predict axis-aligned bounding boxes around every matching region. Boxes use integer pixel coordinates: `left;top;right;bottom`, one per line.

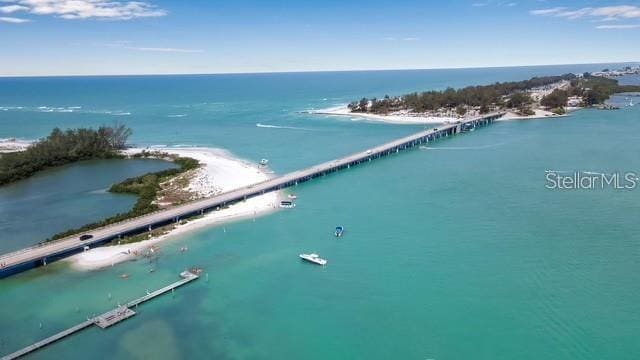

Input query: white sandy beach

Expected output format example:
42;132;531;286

315;105;569;123
312;105;457;125
66;147;281;271
0;138;33;153
497;109;567;121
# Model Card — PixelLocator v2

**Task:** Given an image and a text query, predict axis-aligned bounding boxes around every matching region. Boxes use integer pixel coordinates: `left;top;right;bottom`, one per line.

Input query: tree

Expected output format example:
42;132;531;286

0;124;132;186
541;89;568;109
506;92;532;109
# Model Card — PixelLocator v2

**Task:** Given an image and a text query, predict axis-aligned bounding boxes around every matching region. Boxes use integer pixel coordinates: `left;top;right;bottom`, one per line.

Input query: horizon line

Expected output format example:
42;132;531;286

1;61;638;79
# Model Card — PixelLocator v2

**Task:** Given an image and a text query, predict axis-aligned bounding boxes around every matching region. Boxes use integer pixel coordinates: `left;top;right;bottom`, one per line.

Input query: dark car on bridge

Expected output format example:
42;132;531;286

79;234;93;241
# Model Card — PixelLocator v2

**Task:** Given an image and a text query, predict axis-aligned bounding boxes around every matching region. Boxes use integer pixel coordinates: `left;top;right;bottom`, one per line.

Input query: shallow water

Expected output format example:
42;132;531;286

0;159;176;252
1;66;639;359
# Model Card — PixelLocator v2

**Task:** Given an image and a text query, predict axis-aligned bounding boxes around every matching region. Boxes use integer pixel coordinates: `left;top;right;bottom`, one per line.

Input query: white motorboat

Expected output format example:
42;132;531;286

279;200;296;209
299;253;327;266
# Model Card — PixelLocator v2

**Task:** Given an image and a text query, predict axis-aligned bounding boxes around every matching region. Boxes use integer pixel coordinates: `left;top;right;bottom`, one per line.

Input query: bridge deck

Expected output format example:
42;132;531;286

0;112;503;278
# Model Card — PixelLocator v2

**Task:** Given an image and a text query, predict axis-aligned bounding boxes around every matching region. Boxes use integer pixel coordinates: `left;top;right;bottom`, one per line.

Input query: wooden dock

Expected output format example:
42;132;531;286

1;271;199;360
0;112;504;278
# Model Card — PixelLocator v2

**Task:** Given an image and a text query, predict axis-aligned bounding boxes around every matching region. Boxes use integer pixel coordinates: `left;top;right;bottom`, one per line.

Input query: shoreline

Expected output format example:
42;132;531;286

0;138;33;153
312;105;571;124
65;146;282;271
311;105;457;125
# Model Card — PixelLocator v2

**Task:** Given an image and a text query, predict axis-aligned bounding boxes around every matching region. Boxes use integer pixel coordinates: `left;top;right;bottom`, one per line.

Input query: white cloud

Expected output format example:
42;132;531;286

531;5;640;21
530;7;566;16
0;4;28;13
596;24;640;29
0;15;29;23
0;0;166;20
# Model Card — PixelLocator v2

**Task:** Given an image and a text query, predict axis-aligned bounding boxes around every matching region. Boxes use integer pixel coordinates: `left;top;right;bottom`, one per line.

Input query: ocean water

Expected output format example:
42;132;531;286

1;64;640;359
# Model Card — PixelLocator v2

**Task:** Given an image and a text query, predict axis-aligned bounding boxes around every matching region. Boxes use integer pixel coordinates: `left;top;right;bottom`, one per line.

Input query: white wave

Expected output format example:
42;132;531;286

0;106;24;111
167;114;187;118
32;106;82;113
256;123;312;131
89;188;109;194
111;112;131;116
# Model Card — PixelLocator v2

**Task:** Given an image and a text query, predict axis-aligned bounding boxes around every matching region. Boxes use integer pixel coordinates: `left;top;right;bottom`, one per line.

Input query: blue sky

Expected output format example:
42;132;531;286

0;0;639;76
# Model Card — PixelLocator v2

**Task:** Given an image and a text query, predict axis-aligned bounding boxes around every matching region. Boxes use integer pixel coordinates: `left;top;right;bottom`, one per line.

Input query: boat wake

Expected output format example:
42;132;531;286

256;123;313;131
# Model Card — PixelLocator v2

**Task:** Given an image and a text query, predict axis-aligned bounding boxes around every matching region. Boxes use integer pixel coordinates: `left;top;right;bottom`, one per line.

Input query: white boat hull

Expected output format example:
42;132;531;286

299;254;327;266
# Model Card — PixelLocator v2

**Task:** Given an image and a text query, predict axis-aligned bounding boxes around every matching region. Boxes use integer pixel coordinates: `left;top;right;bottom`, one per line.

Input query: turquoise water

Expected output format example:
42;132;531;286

1;65;640;359
0;159;177;252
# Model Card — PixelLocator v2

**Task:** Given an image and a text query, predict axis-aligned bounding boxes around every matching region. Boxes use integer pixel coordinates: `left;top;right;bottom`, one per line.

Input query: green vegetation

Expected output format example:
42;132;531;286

348;74;576;114
47;152;199;242
0;124;132;186
110;154;199;213
506;92;533;113
568;75;640;106
348;73;640;115
541;89;569;109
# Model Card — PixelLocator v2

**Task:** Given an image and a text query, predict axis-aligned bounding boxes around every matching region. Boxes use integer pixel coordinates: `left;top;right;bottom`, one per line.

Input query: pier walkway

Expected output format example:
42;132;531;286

0;112;504;278
1;271;199;360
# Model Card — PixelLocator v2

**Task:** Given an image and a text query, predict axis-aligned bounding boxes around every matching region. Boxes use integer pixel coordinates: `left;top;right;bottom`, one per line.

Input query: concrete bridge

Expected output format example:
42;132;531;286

0;112;504;278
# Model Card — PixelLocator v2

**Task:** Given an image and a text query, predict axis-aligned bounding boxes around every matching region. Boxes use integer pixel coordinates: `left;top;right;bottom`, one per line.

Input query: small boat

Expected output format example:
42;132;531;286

279;200;296;209
259;158;269;166
334;226;344;237
288;194;297;200
299;253;327;266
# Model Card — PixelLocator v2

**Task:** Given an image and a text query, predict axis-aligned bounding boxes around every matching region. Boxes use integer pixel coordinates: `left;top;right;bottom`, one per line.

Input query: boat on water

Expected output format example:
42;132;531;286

334;226;344;237
299;253;327;266
279;200;296;209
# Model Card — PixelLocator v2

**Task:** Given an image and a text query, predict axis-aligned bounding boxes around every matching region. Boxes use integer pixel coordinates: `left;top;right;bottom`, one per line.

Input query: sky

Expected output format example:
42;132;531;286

0;0;639;76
